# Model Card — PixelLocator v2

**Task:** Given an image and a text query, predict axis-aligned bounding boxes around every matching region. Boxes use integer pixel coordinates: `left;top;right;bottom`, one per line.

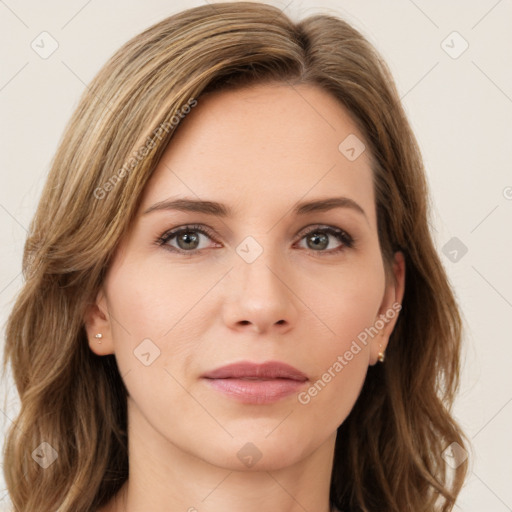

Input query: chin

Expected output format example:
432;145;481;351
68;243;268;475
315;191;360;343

196;431;316;472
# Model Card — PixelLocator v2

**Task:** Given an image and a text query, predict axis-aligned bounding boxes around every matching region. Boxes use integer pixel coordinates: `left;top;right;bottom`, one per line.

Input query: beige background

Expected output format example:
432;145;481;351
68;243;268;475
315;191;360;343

1;0;511;509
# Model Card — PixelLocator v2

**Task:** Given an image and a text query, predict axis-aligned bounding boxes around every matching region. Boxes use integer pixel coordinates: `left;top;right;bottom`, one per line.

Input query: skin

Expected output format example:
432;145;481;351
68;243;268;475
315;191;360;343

85;82;405;512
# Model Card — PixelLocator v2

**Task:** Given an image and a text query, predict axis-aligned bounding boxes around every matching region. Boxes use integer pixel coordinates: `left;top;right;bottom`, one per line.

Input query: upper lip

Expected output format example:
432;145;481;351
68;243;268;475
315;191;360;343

202;361;308;381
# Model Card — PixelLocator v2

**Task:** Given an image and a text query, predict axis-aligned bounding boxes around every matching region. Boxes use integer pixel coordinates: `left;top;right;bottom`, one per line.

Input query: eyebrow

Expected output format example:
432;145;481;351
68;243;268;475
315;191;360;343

143;196;368;220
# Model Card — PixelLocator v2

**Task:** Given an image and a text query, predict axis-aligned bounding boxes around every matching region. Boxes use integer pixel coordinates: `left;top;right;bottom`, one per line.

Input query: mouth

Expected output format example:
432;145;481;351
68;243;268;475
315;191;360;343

201;361;308;404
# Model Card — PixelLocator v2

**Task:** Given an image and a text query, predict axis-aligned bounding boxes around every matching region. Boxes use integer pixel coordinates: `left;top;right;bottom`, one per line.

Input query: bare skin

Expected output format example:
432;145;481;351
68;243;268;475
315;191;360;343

87;82;405;512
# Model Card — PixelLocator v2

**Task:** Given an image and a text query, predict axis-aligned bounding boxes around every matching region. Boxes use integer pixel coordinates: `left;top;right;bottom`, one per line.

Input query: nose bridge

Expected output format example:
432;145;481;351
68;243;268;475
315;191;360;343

222;230;298;332
235;231;287;298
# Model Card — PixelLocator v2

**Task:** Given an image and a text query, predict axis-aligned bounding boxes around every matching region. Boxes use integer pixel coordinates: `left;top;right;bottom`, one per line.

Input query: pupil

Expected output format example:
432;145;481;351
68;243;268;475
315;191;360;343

309;233;328;250
180;232;199;249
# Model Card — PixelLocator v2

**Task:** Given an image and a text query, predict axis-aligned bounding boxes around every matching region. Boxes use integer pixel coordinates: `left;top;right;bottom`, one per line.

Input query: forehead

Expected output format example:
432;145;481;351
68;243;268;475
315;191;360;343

140;83;375;224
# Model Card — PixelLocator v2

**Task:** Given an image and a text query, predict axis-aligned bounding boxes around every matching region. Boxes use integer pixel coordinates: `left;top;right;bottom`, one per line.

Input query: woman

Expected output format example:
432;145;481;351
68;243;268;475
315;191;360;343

2;2;469;511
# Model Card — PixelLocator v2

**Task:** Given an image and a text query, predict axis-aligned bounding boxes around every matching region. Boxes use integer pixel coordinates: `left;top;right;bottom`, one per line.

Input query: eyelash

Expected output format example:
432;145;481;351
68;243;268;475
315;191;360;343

155;223;355;257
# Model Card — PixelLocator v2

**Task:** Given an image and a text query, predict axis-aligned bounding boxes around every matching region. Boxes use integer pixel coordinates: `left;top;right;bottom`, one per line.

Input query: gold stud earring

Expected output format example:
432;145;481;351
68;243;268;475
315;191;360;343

95;333;103;344
378;342;385;363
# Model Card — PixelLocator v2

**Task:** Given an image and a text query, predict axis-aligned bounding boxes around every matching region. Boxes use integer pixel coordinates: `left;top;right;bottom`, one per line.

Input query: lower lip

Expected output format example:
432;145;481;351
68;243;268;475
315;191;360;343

203;378;307;404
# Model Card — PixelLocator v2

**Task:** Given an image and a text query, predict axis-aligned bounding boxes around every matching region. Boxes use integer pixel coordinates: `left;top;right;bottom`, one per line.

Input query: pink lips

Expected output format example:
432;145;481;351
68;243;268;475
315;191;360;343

202;361;308;404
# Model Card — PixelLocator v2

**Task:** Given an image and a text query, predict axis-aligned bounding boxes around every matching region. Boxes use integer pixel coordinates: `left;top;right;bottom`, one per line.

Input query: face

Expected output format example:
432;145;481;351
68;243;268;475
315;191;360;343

86;82;405;471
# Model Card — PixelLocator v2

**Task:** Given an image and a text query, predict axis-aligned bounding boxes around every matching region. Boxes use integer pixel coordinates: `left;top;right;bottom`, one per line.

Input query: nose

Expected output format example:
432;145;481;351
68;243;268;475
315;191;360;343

222;250;299;335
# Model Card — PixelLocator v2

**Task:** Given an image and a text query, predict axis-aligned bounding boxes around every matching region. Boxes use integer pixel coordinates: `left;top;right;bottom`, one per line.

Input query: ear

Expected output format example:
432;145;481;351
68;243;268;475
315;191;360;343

83;287;115;356
370;251;406;365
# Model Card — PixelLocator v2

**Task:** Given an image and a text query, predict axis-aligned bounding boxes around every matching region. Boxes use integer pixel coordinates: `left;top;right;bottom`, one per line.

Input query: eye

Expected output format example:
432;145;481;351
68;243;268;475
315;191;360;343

155;224;355;255
295;225;354;255
156;224;219;254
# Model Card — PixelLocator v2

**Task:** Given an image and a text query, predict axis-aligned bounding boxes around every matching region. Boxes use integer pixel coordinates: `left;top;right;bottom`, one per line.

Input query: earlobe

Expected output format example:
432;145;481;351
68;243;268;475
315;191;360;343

83;289;114;355
370;333;387;366
377;342;386;363
371;251;406;365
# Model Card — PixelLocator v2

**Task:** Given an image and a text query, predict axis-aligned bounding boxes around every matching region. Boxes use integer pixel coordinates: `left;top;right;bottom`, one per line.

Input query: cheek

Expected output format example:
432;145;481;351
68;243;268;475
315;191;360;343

290;268;384;428
303;300;375;406
307;255;385;347
105;261;205;382
107;259;215;340
297;287;381;422
104;264;205;426
297;345;369;425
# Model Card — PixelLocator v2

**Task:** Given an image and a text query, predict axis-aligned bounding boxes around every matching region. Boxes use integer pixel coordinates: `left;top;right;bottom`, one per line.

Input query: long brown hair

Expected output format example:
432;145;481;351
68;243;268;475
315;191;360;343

2;2;469;510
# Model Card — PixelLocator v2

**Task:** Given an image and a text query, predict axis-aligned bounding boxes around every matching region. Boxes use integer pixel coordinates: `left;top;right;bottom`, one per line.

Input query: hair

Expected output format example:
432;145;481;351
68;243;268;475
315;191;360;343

2;2;469;511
